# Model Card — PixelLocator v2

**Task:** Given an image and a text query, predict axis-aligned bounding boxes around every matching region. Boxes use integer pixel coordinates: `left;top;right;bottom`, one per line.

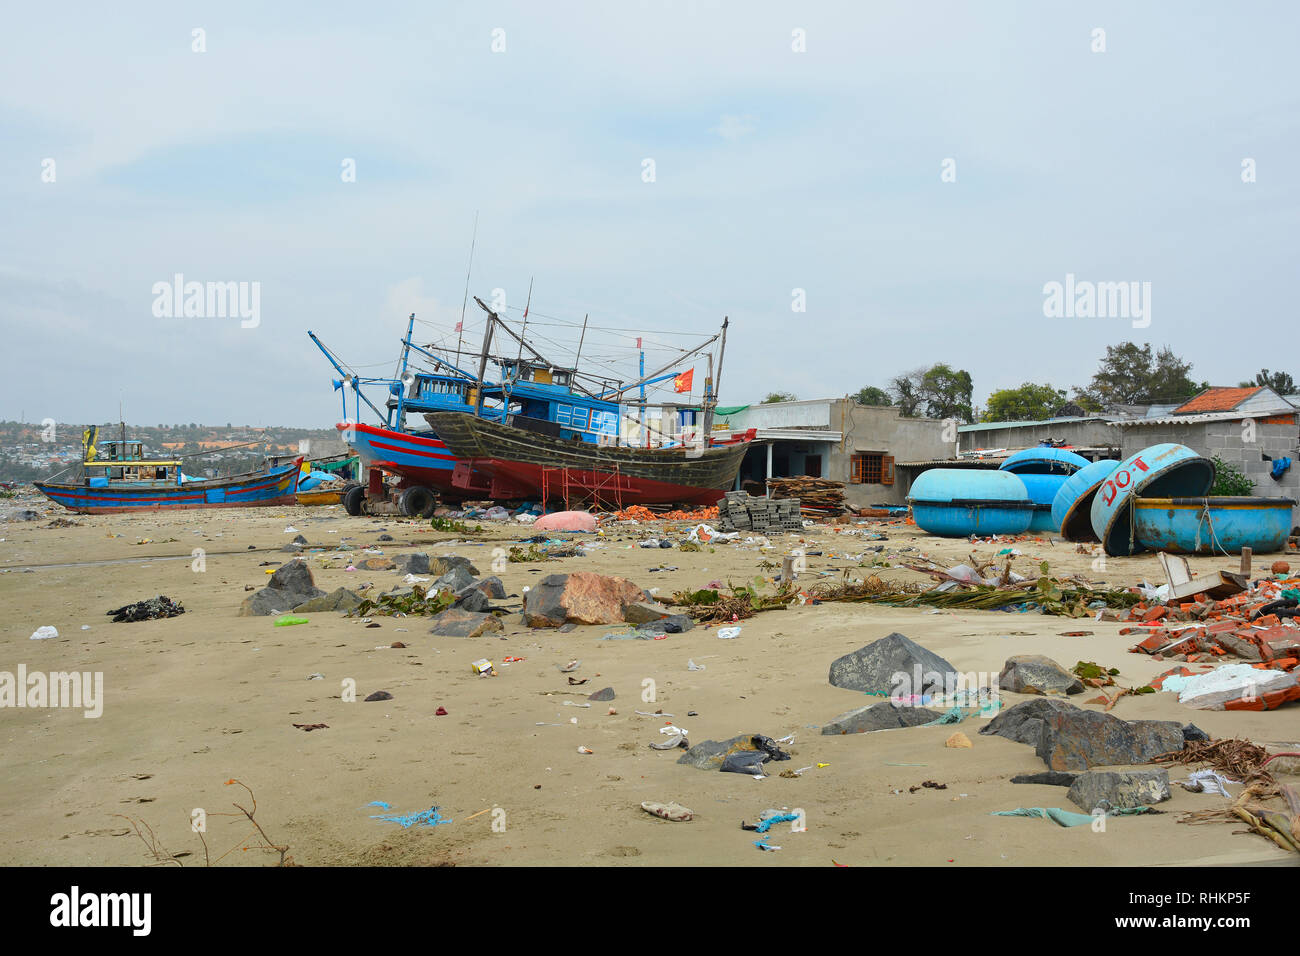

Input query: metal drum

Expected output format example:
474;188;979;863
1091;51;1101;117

908;469;1035;537
1089;444;1215;556
1051;459;1119;542
1132;497;1297;554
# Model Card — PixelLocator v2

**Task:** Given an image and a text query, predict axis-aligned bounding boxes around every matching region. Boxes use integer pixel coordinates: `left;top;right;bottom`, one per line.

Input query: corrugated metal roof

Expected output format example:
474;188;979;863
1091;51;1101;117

958;415;1116;432
1110;408;1297;427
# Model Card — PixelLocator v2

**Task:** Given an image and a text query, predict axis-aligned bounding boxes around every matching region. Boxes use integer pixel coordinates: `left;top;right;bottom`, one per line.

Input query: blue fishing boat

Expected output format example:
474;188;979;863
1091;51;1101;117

1051;459;1119;542
33;428;301;514
999;447;1090;475
1131;496;1297;555
1014;473;1070;533
908;469;1035;537
1089;443;1215;556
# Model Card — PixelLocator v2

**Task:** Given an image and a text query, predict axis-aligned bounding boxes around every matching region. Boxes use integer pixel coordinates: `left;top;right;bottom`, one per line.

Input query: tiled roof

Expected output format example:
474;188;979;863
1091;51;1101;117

1172;387;1262;414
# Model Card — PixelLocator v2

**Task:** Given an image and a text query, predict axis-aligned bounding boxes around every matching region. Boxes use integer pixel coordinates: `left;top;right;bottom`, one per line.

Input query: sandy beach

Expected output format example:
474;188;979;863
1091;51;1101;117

1;496;1296;867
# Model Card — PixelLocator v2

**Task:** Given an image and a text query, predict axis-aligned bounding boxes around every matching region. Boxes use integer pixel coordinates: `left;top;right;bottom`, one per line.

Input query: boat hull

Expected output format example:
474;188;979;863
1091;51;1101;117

907;469;1035;537
1089;444;1216;557
33;459;301;514
1132;496;1297;554
336;422;463;491
425;412;749;506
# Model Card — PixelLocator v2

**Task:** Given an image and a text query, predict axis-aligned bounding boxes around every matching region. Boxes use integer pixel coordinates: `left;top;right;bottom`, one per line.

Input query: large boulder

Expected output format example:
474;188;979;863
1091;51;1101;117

981;699;1185;771
429;555;480;578
453;585;490;613
292;587;363;614
820;701;944;735
524;572;648;627
238;560;325;616
828;632;959;697
999;655;1085;696
428;608;504;638
1067;768;1171;811
393;553;430;575
473;575;508;600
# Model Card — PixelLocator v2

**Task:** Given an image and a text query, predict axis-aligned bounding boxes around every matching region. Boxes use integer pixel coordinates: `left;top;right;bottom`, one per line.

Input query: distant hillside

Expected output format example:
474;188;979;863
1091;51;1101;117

0;421;344;482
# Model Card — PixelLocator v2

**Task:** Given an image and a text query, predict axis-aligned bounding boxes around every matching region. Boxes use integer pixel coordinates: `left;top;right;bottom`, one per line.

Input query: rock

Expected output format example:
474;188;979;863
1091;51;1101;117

292;534;308;545
946;731;972;748
280;542;303;552
393;553;430;575
428;608;504;638
238;560;324;616
980;699;1185;771
378;534;394;542
623;601;672;624
819;701;943;735
1182;723;1211;743
524;572;647;627
364;690;393;702
431;566;476;593
292;587;363;614
827;632;959;696
999;655;1085;696
453;585;490;613
356;557;396;571
660;613;694;633
269;559;319;594
588;687;616;701
677;734;766;771
472;575;508;599
428;555;480;578
1067;768;1171;811
1010;770;1079;786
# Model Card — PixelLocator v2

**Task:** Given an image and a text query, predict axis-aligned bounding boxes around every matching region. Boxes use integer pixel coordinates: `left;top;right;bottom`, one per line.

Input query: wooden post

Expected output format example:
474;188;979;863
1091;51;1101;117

1240;546;1252;577
781;555;795;584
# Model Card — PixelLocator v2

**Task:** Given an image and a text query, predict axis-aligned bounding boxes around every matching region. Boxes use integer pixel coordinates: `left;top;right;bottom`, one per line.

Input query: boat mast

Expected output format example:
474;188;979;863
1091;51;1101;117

456;211;478;368
393;312;416;429
702;316;728;440
472;297;497;418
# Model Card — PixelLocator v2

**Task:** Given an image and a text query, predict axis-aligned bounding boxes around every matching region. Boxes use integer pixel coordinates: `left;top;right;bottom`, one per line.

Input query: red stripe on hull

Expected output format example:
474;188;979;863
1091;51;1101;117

470;459;726;506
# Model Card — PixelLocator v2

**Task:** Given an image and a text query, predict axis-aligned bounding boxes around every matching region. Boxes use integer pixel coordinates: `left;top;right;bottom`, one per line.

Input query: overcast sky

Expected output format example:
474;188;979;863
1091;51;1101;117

3;2;1296;427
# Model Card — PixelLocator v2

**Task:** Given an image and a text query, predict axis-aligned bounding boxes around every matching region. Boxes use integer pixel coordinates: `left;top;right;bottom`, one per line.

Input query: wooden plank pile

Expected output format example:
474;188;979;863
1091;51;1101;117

765;476;847;515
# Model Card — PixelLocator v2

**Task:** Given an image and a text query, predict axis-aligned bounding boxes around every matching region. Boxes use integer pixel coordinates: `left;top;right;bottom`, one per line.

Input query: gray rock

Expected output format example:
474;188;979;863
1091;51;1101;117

820;700;944;735
522;573;571;628
1182;723;1211;743
364;690;393;702
828;632;959;697
378;534;394;542
999;655;1085;696
428;555;480;577
981;699;1185;771
1067;768;1171;811
453;586;489;613
431;566;476;593
292;534;308;545
473;575;508;599
1010;770;1079;786
238;559;324;616
660;613;694;633
269;560;321;595
588;687;615;702
623;601;671;624
428;607;504;638
292;587;363;614
393;553;430;575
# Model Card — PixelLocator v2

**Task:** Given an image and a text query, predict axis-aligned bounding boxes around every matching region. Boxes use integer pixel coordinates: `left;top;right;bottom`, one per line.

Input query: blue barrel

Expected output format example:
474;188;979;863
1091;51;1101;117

1051;459;1119;542
999;447;1090;475
1015;473;1069;533
1089;444;1215;556
1132;497;1297;554
908;469;1034;537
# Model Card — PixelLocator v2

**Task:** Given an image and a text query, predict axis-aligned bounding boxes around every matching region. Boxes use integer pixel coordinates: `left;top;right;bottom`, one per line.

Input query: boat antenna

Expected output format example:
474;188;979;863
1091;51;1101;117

456;210;478;367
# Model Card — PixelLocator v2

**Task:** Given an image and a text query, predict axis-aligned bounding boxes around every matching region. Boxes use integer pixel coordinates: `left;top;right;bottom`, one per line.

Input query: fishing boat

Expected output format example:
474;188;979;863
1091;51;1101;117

1131;496;1297;554
33;427;301;514
311;296;741;513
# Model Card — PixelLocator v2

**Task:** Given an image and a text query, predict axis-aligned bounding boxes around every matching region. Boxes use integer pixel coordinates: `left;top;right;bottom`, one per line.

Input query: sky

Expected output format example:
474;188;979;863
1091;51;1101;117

2;1;1297;427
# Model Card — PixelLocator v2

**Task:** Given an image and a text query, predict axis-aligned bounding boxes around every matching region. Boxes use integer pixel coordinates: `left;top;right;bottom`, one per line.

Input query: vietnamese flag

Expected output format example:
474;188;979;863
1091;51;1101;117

673;368;694;393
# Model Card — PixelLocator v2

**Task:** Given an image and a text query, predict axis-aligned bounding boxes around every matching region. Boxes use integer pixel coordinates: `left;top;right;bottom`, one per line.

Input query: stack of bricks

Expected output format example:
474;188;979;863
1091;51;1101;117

716;491;803;533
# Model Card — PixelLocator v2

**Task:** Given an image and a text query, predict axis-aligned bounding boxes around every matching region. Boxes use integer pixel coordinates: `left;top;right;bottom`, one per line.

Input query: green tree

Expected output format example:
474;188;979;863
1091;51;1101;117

854;386;891;406
1245;369;1296;394
918;363;974;423
1077;343;1200;406
888;369;923;417
982;383;1068;422
761;391;797;404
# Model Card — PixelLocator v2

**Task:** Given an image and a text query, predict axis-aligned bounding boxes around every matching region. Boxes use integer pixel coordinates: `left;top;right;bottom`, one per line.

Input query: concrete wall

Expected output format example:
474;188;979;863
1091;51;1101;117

832;401;955;506
959;419;1119;454
1117;418;1300;527
725;400;832;430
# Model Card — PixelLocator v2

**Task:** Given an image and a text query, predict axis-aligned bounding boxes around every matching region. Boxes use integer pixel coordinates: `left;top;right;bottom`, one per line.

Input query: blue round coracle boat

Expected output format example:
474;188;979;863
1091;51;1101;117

1131;496;1297;555
999;447;1090;475
1014;473;1070;533
1051;458;1119;542
1089;444;1215;556
908;469;1034;537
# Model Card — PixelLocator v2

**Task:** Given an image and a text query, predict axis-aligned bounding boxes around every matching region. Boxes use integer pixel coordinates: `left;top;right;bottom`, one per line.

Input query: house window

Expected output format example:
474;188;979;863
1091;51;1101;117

851;452;894;485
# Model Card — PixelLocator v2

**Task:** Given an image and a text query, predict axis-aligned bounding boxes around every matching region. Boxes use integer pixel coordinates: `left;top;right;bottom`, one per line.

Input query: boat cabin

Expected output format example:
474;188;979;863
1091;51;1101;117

85;440;183;484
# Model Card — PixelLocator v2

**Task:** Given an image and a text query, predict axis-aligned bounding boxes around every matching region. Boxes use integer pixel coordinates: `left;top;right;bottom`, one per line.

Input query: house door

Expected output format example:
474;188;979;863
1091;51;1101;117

805;455;822;478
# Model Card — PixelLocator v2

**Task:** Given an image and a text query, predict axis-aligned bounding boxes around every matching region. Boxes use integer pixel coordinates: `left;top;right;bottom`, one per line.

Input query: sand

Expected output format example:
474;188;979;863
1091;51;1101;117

1;497;1296;867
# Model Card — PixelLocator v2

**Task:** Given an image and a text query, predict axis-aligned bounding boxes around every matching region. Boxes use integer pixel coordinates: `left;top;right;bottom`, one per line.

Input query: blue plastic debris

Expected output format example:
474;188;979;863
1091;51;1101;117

367;803;452;829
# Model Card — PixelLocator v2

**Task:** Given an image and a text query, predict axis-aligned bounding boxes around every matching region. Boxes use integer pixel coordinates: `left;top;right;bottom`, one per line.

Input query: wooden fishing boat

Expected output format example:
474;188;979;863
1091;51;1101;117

425;411;752;506
33;429;301;514
1131;496;1297;554
296;487;348;506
